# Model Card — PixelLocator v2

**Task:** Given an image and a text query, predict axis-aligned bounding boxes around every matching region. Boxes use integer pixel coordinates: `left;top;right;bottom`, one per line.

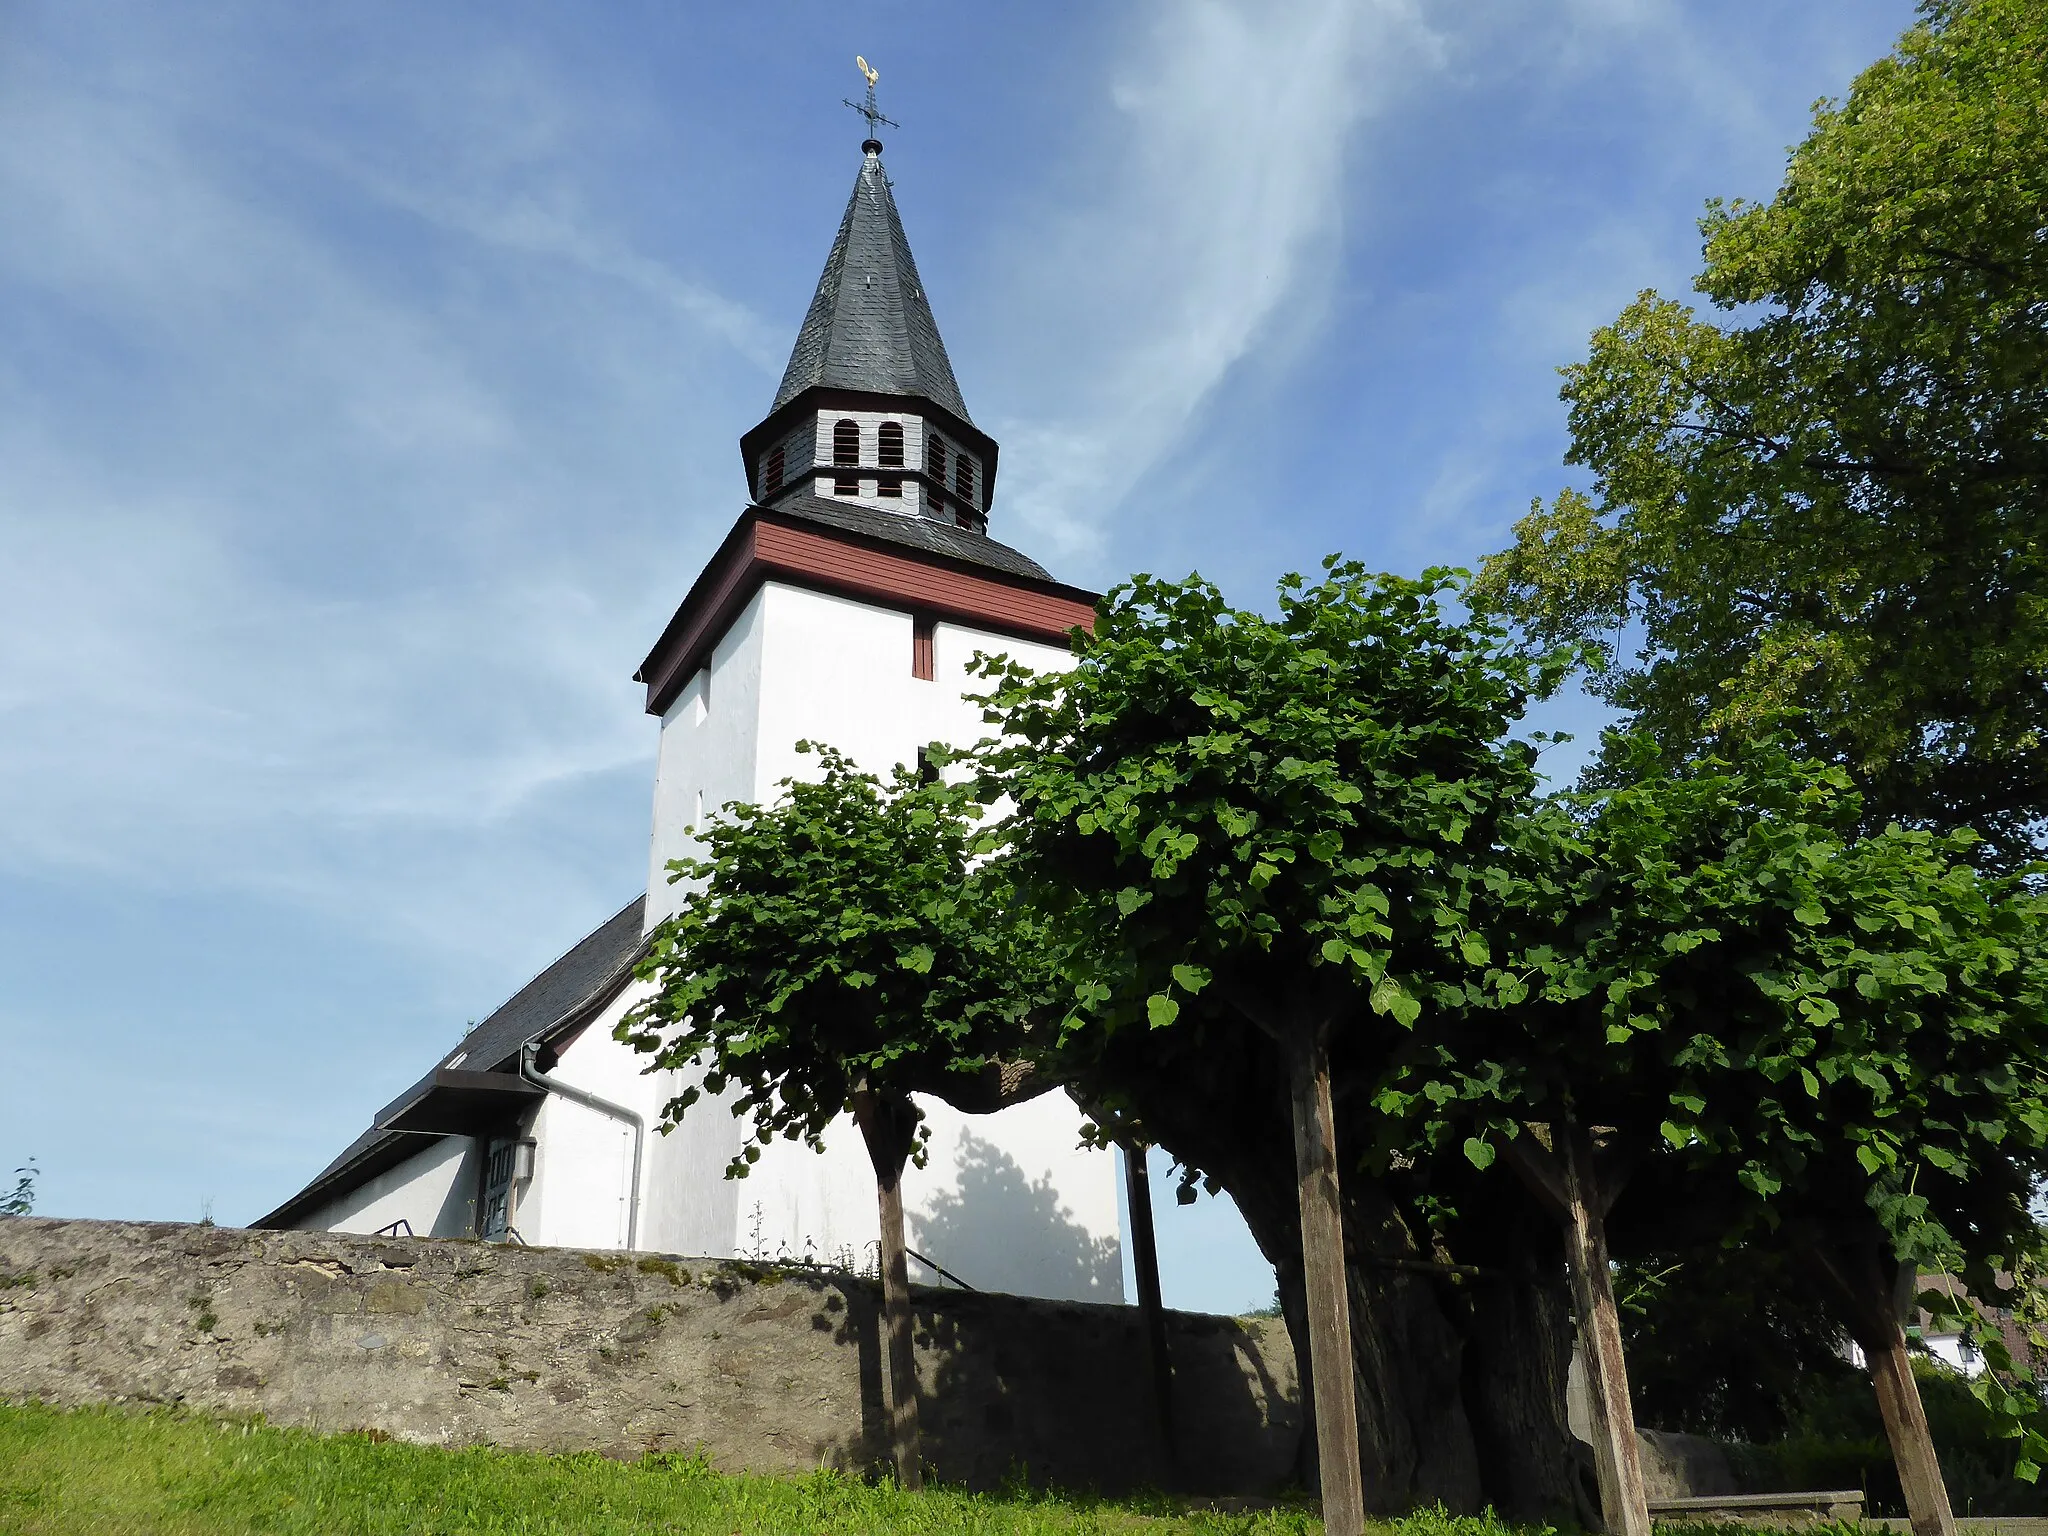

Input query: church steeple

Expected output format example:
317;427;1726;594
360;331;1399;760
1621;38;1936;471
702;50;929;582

739;95;999;535
770;145;972;423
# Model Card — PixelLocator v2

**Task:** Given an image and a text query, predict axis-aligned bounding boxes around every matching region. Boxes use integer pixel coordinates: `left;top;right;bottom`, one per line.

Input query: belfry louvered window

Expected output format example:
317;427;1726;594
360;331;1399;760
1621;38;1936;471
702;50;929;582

926;435;947;482
953;454;976;505
833;419;860;495
763;445;784;497
876;421;904;497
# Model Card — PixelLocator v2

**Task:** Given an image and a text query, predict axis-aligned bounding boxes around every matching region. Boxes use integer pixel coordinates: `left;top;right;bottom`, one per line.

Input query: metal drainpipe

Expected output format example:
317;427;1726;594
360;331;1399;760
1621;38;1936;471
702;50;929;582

518;1041;646;1252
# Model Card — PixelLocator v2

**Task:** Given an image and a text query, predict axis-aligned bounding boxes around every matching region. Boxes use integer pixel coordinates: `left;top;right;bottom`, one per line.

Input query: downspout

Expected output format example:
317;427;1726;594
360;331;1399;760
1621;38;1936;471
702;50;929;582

518;1041;646;1252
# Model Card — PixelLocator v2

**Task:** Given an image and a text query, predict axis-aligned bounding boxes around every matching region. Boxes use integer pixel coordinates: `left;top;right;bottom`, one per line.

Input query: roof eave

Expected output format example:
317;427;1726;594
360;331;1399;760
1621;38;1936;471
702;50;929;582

634;505;1097;718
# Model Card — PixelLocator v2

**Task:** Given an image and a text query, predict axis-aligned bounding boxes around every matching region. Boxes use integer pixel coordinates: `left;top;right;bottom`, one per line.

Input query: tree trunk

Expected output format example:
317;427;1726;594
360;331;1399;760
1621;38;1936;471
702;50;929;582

1341;1182;1483;1512
1288;1036;1367;1536
1557;1125;1650;1536
851;1086;922;1490
1077;1015;1578;1517
1123;1143;1177;1480
1798;1236;1955;1536
1455;1246;1596;1527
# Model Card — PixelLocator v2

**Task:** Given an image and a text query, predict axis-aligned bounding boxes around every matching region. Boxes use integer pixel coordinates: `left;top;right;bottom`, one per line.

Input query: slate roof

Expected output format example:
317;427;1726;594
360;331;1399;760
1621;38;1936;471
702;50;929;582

766;493;1053;583
771;149;972;423
253;896;648;1229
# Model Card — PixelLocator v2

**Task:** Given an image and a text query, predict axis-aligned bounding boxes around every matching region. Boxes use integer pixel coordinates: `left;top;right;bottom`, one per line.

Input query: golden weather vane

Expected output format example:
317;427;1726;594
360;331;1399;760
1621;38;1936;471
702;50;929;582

844;55;900;145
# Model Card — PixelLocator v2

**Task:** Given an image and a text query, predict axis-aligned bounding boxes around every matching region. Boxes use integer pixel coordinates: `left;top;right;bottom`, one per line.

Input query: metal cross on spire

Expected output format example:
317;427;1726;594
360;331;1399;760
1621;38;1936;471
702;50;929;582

843;55;899;150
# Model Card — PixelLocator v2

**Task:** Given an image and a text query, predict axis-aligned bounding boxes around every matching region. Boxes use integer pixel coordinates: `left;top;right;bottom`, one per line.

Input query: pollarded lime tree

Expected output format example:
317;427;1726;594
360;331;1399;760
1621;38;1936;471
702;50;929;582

972;561;1572;1535
1476;0;2048;867
1371;737;2048;1536
619;744;1054;1490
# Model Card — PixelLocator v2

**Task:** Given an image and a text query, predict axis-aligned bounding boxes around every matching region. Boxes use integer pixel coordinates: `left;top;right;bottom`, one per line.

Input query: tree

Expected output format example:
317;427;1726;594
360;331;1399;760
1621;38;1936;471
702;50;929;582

1475;0;2048;867
974;561;1573;1533
1;1159;36;1218
620;745;1052;1490
1369;737;2048;1536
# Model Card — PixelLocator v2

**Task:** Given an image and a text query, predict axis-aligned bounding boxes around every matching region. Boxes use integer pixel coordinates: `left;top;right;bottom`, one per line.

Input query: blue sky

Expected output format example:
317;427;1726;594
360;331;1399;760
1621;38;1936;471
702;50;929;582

0;0;1913;1313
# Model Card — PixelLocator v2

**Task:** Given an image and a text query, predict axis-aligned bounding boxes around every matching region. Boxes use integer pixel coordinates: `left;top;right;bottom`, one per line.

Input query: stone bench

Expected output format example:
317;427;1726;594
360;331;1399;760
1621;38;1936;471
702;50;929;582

1648;1490;1866;1526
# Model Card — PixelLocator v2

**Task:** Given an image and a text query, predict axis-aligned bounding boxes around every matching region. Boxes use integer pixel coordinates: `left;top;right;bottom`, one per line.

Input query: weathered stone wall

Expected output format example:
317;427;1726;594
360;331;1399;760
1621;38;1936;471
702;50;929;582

0;1218;1298;1496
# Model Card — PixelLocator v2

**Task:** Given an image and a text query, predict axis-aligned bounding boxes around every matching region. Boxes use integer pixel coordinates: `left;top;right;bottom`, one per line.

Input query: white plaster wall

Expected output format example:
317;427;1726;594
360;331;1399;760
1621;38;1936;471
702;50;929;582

516;986;1122;1302
517;980;675;1253
751;582;1072;798
626;576;1117;1301
300;1135;480;1240
905;1092;1122;1302
646;589;765;929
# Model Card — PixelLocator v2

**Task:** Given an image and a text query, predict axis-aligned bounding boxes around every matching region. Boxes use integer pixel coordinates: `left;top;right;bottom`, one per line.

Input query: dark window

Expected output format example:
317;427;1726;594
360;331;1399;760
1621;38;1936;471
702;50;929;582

834;473;860;496
878;421;904;467
928;492;946;520
953;455;976;504
877;474;902;498
833;419;860;466
915;746;939;784
911;615;935;681
763;445;784;496
926;435;948;482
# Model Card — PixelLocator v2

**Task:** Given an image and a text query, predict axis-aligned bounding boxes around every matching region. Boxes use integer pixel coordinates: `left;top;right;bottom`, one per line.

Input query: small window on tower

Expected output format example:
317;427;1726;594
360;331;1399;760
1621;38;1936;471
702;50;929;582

953;455;976;505
878;421;904;467
763;445;784;496
833;420;861;465
878;474;902;498
911;615;935;681
926;435;948;482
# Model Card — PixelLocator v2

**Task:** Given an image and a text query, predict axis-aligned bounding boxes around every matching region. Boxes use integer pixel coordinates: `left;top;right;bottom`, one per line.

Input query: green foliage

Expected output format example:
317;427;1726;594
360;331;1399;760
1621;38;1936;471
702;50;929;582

1724;1358;2048;1517
2;1158;36;1217
1475;0;2048;865
621;744;1050;1172
972;561;1566;1057
1373;735;2048;1265
0;1400;1334;1535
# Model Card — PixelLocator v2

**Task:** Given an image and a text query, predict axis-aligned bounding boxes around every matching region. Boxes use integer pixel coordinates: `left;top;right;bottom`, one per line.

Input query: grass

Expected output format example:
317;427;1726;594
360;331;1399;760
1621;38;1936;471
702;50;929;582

0;1400;1863;1536
0;1399;1343;1536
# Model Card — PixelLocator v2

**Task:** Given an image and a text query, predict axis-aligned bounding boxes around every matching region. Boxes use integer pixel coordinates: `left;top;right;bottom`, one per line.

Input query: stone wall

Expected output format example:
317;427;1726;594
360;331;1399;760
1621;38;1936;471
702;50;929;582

0;1218;1298;1496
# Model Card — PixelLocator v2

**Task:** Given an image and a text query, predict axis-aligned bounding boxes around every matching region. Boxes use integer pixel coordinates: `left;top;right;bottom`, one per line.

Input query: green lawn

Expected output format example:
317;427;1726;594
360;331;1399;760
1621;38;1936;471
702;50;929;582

2;1400;1836;1536
0;1400;1360;1536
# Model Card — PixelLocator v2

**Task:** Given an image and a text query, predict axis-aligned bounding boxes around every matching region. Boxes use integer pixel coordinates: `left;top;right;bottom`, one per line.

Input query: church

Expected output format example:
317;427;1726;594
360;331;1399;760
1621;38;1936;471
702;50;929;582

256;111;1126;1306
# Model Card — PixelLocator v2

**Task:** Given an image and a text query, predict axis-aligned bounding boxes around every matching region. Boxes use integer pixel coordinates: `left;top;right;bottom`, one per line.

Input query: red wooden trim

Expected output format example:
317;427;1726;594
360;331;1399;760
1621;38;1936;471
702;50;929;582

637;511;1097;716
636;521;766;716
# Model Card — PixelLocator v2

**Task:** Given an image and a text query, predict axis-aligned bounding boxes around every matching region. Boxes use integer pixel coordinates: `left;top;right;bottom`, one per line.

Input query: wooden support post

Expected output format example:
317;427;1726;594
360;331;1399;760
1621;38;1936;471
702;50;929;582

1799;1237;1954;1536
1288;1039;1366;1536
1123;1143;1178;1479
1870;1314;1955;1536
1557;1125;1650;1536
852;1086;923;1491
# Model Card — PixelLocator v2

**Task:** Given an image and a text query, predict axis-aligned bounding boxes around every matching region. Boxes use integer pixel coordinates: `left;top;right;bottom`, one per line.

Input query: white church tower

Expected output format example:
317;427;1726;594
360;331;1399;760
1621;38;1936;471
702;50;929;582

258;116;1126;1307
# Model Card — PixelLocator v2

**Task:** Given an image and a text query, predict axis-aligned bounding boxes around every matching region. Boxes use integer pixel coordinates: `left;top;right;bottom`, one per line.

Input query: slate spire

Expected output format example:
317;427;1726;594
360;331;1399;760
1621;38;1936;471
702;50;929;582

770;144;973;424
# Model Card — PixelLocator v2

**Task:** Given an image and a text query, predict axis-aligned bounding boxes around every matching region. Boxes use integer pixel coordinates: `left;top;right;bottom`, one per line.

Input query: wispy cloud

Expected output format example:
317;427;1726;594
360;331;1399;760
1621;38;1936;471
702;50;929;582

0;14;751;957
982;0;1438;569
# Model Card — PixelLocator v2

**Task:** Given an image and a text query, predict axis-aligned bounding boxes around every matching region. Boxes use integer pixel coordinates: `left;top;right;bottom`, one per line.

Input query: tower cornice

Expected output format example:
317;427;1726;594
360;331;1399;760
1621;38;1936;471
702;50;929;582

634;503;1096;717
